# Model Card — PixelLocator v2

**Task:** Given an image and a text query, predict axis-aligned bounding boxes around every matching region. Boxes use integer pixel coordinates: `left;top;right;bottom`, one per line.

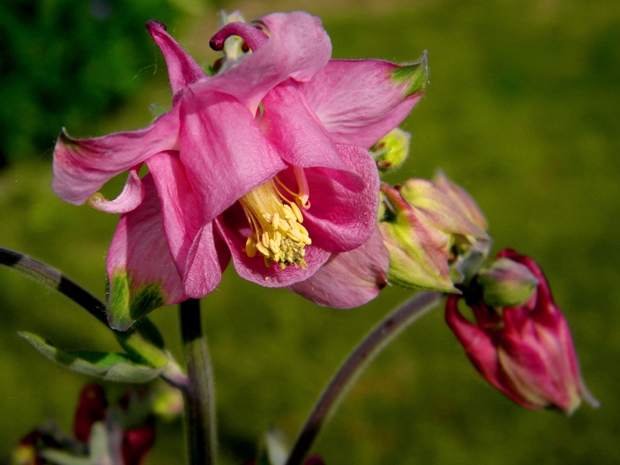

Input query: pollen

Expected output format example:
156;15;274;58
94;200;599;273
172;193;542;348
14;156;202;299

239;173;311;270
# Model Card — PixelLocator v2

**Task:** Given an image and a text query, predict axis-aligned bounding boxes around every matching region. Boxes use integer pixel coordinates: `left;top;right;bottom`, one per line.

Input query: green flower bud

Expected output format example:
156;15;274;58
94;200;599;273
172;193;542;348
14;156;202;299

370;127;411;174
477;257;539;307
379;179;489;292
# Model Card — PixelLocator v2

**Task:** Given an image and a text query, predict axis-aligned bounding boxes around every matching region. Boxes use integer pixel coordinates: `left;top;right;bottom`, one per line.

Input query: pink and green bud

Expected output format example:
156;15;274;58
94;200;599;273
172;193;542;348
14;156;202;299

433;169;487;232
477;257;539;307
370;127;411;174
379;179;488;292
445;249;599;415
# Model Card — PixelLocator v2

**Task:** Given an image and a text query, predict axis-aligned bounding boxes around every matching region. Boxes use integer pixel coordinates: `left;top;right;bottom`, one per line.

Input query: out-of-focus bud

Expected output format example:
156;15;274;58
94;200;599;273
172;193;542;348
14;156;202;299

379;179;489;292
8;432;45;465
73;384;108;443
445;249;599;415
477;257;539;307
370;127;411;174
121;419;156;465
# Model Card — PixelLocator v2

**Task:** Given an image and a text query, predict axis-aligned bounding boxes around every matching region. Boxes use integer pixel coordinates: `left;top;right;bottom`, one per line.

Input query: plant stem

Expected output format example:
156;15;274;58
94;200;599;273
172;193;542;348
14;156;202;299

0;247;107;324
0;247;187;388
285;291;443;465
179;298;217;465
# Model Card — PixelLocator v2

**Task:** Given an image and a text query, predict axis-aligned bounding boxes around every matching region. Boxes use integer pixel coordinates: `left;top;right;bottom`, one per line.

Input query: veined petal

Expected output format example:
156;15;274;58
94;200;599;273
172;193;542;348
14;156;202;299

53;107;180;205
288;227;389;308
260;79;348;171
444;296;538;408
299;55;428;148
88;168;145;214
178;91;285;224
107;174;187;331
146;152;229;299
146;20;208;103
216;202;331;287
192;11;331;114
299;145;380;253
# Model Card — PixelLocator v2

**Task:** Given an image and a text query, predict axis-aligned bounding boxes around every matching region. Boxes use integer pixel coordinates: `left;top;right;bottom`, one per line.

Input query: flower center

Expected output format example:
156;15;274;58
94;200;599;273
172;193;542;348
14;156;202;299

240;171;311;270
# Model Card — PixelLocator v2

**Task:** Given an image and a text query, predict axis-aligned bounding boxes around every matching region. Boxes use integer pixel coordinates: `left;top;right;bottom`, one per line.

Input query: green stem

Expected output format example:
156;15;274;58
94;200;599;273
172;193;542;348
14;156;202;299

0;247;186;388
285;291;443;465
179;298;217;465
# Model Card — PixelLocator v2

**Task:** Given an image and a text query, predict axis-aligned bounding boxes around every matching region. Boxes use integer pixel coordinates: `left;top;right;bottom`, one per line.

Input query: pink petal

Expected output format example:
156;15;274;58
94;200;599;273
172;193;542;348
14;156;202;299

288;227;389;308
299;58;426;148
445;297;505;390
178;91;286;224
146;20;208;104
260;79;348;171
52;107;180;205
216;202;331;287
191;11;331;114
88;168;145;214
146;152;229;299
106;173;188;330
299;145;380;252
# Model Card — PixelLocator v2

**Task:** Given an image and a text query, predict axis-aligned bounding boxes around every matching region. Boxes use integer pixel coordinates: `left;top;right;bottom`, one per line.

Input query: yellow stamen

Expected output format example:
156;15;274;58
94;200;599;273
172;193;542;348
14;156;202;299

240;175;311;269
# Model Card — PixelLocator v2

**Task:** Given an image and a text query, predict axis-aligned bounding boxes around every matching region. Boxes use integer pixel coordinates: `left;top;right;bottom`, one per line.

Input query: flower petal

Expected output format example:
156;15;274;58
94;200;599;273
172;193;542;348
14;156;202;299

88;168;145;214
146;20;208;103
178;91;285;224
107;173;188;330
146;152;229;299
299;145;380;252
216;202;330;287
444;296;537;407
53;107;180;205
288;227;389;308
192;11;331;113
260;79;348;171
299;56;427;148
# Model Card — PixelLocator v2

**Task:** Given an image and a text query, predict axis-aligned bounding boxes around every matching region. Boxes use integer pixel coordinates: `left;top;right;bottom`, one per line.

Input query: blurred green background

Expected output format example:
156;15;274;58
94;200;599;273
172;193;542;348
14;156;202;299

1;0;619;464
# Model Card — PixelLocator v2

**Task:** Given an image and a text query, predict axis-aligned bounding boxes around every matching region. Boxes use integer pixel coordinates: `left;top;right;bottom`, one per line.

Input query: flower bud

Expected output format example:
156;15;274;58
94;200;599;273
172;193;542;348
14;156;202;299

433;169;487;232
445;249;599;415
477;257;539;307
370;127;411;174
379;179;489;292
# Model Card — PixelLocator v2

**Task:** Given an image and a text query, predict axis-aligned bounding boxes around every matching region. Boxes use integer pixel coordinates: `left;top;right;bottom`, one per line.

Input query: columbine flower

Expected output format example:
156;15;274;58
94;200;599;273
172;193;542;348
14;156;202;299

445;249;599;414
53;11;427;329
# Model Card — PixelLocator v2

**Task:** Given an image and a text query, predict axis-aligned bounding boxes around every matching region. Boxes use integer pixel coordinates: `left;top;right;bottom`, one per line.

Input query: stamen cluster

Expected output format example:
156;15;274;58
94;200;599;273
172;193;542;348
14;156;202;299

240;178;311;269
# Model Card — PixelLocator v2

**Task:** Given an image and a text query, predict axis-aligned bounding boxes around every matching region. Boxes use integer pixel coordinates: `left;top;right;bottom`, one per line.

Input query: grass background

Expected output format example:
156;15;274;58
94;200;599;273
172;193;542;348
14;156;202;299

1;0;619;464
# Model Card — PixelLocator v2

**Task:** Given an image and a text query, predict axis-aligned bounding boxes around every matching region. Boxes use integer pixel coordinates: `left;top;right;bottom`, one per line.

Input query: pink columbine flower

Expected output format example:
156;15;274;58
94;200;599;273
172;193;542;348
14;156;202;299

445;249;599;414
53;12;427;329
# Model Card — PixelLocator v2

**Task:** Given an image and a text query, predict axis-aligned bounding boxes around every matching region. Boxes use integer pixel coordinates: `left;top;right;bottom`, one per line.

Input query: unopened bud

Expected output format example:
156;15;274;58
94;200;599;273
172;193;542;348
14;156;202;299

370;127;411;174
379;179;488;292
477;257;539;307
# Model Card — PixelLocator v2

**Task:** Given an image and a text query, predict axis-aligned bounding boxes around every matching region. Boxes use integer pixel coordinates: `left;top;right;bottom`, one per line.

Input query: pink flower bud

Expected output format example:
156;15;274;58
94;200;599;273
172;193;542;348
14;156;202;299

445;249;599;415
73;384;108;443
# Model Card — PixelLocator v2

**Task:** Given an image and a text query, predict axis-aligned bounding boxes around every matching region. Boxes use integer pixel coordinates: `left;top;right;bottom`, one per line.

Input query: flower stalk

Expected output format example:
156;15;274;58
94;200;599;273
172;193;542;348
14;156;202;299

285;291;443;465
179;298;217;465
0;246;187;388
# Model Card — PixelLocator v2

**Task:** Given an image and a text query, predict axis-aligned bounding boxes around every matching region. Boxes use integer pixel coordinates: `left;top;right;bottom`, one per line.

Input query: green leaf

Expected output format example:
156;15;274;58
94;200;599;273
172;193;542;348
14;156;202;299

113;315;170;369
19;332;165;383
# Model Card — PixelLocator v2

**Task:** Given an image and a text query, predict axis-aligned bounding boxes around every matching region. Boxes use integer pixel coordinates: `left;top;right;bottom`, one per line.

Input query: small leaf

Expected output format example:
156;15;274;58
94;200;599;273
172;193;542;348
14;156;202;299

19;332;165;383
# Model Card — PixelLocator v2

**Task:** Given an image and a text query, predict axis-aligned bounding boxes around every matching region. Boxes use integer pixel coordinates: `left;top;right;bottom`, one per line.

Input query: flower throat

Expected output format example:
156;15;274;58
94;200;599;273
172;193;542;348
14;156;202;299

239;171;311;270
